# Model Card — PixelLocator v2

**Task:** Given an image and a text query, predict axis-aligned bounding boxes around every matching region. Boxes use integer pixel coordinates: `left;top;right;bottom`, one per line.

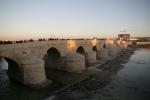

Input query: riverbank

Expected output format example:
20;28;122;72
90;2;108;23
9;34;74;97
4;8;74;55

137;44;150;49
46;47;137;100
1;47;144;100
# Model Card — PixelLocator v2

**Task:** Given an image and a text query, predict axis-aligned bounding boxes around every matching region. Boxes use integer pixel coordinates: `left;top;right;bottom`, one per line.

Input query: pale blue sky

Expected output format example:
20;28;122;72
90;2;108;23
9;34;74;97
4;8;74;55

0;0;150;40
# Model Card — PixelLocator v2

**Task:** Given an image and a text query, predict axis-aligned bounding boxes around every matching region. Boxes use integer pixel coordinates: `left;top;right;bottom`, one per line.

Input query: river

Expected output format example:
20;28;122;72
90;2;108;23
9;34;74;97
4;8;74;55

92;48;150;100
50;48;150;100
0;48;150;100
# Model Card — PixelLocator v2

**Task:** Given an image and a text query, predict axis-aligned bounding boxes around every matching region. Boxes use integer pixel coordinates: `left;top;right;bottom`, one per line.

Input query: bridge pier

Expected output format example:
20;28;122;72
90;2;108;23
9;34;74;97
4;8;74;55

44;52;86;73
107;44;118;57
22;61;51;88
121;42;129;48
62;53;86;73
8;55;52;88
97;48;109;60
85;51;97;64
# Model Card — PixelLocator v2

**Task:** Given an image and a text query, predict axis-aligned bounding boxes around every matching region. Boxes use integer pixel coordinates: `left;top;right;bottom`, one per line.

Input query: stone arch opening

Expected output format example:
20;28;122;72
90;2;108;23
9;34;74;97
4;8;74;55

47;47;61;61
92;46;97;52
0;57;22;81
103;44;106;48
45;47;62;69
76;46;86;55
0;57;8;70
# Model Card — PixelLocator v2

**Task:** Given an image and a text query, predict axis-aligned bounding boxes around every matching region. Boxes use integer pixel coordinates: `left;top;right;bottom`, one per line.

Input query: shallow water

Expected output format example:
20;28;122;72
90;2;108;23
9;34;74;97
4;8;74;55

0;48;150;100
0;64;56;100
49;48;150;100
93;48;150;100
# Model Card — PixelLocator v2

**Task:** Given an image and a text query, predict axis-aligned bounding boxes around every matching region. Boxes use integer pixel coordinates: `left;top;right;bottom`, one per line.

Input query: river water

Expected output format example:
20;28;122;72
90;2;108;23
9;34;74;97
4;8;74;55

92;48;150;100
50;48;150;100
0;48;150;100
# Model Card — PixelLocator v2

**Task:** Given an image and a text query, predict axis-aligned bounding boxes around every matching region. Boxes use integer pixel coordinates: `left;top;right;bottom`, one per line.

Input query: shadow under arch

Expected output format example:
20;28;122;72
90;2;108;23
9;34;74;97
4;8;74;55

44;47;62;69
76;46;86;55
1;57;23;81
92;46;97;52
103;44;106;48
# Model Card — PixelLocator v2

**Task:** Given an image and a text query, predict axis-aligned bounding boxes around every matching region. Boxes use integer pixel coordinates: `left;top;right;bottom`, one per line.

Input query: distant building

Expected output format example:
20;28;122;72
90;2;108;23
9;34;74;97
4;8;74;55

118;34;130;41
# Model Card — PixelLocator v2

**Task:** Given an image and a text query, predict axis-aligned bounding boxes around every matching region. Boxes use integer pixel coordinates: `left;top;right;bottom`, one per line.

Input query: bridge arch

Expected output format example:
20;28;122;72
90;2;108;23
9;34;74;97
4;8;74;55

0;57;8;70
3;57;17;69
44;47;62;69
92;46;97;52
76;46;86;55
0;57;23;81
103;43;106;48
47;47;61;60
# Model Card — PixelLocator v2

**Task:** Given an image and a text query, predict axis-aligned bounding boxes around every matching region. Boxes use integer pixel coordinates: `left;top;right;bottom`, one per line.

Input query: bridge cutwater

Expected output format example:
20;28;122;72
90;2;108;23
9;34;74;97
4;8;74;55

0;39;132;88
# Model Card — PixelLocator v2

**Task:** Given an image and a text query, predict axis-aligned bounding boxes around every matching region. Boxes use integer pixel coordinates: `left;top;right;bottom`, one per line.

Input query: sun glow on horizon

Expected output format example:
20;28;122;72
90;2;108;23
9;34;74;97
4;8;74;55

0;0;150;40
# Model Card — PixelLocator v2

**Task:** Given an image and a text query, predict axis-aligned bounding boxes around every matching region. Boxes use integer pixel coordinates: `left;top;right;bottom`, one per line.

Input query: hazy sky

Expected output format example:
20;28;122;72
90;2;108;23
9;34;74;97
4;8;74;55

0;0;150;40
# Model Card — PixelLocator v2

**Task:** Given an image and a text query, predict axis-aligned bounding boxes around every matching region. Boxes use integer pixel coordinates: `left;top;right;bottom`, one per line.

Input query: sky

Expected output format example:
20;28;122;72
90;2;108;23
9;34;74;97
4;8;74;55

0;0;150;40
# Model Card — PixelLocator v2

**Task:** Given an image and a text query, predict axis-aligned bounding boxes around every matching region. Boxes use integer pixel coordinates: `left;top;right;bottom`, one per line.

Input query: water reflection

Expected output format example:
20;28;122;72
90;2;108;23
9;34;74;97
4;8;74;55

1;48;150;100
94;48;150;100
117;48;150;92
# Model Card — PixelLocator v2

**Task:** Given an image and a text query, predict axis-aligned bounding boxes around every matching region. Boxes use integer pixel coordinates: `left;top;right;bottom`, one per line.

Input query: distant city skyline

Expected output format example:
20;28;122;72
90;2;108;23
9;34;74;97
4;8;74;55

0;0;150;40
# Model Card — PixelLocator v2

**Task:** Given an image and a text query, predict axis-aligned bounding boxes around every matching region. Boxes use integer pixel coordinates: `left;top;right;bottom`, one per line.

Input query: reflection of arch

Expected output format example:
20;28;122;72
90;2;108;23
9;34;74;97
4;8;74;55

103;44;106;48
92;46;97;52
45;47;62;69
76;46;85;55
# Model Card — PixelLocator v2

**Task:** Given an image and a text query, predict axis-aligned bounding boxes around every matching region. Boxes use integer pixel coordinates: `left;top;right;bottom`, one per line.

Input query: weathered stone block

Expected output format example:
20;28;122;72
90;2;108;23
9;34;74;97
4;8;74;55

8;54;52;88
85;51;97;64
23;62;46;85
105;44;118;57
97;48;109;60
62;53;86;73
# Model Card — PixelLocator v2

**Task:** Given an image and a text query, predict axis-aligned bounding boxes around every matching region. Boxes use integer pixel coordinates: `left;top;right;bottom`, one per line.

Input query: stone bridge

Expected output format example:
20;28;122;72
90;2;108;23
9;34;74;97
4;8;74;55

0;39;130;87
